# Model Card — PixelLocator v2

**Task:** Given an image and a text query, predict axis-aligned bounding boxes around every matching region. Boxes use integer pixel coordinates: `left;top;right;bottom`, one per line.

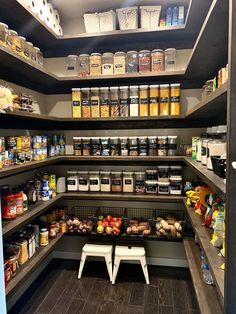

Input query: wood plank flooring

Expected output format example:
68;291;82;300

8;260;200;314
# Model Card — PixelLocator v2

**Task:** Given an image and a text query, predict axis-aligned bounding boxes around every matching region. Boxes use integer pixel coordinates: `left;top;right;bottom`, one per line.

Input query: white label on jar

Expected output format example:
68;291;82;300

101;179;110;185
90;179;99;185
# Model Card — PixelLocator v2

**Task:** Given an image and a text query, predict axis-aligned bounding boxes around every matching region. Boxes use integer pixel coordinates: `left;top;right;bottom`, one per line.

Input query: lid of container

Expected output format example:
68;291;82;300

41;228;48;232
67;55;78;58
82;136;91;139
140;85;149;89
149;84;159;88
91;87;99;91
100;87;109;91
18;36;26;41
157;165;169;168
130;85;139;89
111;171;122;174
127;50;138;54
67;170;77;174
89;171;100;175
134;171;146;175
170;83;180;87
79;54;89;57
139;50;150;53
148;136;157;139
73;136;81;140
100;136;109;140
146;169;158;173
146;180;158;184
91;137;100;140
119;136;128;139
158;136;168;139
170;178;182;181
170;165;182;169
114;51;125;55
129;136;138;140
217;125;227;133
123;171;134;175
72;88;80;91
81;87;90;91
34;47;40;52
160;84;170;88
168;136;177;139
110;136;119;140
110;86;119;90
103;52;114;56
157;182;170;185
100;171;111;175
26;41;33;46
165;48;177;52
0;22;8;28
211;126;218;134
78;171;89;174
91;52;102;56
206;127;212;133
120;86;128;89
9;30;18;35
152;49;164;53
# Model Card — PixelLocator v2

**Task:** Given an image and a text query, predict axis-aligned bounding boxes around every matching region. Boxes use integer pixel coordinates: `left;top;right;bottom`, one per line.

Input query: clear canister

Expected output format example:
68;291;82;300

158;165;169;182
120;137;128;156
81;88;90;118
139;136;148;156
102;52;114;75
90;87;100;117
114;51;126;74
72;88;81;118
111;171;122;192
158;136;168;156
148;136;157;156
0;22;8;46
90;53;102;75
35;47;44;67
149;85;159;116
159;84;170;115
30;44;37;63
78;171;89;191
100;87;110;117
165;48;177;71
129;86;139;116
101;137;110;156
66;55;78;75
129;137;138;156
17;36;26;56
134;172;145;193
73;137;82;156
7;30;18;50
24;41;32;59
119;86;129;117
170;84;180;115
82;137;91;156
126;51;139;73
91;137;101;156
110;86;119;116
100;171;111;192
151;49;164;72
110;137;120;156
139;85;149;116
89;171;100;192
78;54;90;77
168;136;178;156
139;50;151;72
123;172;134;193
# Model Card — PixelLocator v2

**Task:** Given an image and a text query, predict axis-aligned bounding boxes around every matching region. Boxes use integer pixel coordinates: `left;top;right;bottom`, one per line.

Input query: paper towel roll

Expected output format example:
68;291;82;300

29;0;39;15
18;0;30;7
45;3;54;29
37;2;47;22
55;25;63;36
53;9;60;25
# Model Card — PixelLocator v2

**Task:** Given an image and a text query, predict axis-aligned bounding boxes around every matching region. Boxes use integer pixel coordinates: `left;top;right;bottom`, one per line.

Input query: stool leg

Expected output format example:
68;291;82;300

112;256;120;285
140;256;150;285
78;252;87;279
105;254;113;282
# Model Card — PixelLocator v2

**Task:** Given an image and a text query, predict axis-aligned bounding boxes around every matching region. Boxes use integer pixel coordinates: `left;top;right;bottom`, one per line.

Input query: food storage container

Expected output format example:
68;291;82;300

100;171;111;192
149;85;159;116
151;49;164;71
111;171;122;192
129;137;138;156
73;137;82;156
139;50;151;72
78;171;89;191
158;182;170;194
158;136;168;156
67;171;78;191
82;137;91;156
170;165;182;178
159;84;170;115
116;7;138;30
91;137;101;156
16;36;26;56
100;87;110;117
110;86;119;116
90;53;102;75
157;165;169;182
207;125;227;170
24;41;32;59
168;136;178;155
99;10;116;32
78;54;90;77
90;87;100;117
6;30;17;49
35;47;44;66
102;52;114;75
0;22;8;46
170;84;180;115
126;51;139;73
72;88;81;118
81;88;90;118
140;6;162;28
30;45;37;63
170;178;182;195
114;51;126;74
89;171;100;192
119;86;129;117
101;137;110;156
123;172;134;192
120;137;129;156
201;127;213;165
139;137;148;156
165;48;177;71
66;55;78;75
146;169;158;180
146;180;158;193
110;137;120;156
130;86;139;116
134;172;146;193
148;136;157;156
139;85;149;116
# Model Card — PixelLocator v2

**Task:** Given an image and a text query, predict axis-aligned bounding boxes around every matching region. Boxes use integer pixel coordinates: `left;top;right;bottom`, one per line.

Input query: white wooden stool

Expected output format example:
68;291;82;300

78;244;113;281
112;245;149;285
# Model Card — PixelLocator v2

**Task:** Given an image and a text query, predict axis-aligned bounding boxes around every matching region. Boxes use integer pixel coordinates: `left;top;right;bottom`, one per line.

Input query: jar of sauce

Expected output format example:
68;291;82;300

3;194;16;220
40;228;49;246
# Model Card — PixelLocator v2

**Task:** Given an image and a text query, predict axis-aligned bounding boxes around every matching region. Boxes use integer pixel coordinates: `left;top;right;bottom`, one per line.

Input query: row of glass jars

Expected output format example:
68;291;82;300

67;48;177;76
73;136;178;157
0;22;44;66
72;84;181;118
66;167;182;194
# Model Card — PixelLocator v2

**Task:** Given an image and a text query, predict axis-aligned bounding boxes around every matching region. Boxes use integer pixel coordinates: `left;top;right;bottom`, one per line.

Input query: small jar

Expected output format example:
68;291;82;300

7;254;18;277
139;85;149;116
123;172;134;193
81;88;90;118
90;87;100;117
139;50;151;72
158;165;169;182
78;54;90;77
82;137;91;156
170;178;182;195
35;47;44;67
165;48;177;71
170;165;182;178
60;221;67;233
110;137;120;156
100;87;110;117
158;136;168;156
120;137;128;156
168;136;178;156
2;194;16;220
119;86;129;117
129;137;138;156
7;30;18;51
49;222;57;239
17;36;26;56
170;84;180;115
126;50;139;73
90;53;102;75
134;172;146;193
24;41;32;59
89;171;100;192
148;136;157;156
101;137;110;156
72;88;81;118
110;87;119;117
139;137;148;156
146;180;158;193
30;44;37;63
159;84;170;115
0;22;8;46
78;171;89;191
102;52;114;75
40;228;49;246
151;49;164;72
67;171;78;191
149;85;159;116
100;171;111;192
66;55;78;75
158;182;170;194
129;86;139;116
146;169;158;181
91;137;101;156
111;171;122;192
114;51;126;74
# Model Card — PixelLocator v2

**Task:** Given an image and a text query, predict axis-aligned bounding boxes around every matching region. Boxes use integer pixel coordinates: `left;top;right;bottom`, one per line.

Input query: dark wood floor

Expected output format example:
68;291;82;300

8;259;200;314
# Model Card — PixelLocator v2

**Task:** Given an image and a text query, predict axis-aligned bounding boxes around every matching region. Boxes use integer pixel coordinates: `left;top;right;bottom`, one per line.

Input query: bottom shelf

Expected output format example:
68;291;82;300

5;233;64;297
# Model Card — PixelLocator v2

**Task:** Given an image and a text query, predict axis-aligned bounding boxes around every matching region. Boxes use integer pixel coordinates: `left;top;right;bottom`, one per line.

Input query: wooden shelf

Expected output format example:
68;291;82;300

5;233;63;297
183;238;223;313
184;201;224;303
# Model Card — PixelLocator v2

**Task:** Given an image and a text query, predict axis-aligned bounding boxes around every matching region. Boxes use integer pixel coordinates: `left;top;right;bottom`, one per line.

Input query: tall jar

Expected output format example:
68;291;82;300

0;22;8;46
81;88;90;118
78;54;90;77
17;36;26;57
110;86;120;116
119;86;129;117
148;136;157;156
120;137;128;156
24;41;33;60
102;52;114;75
151;49;164;72
30;44;37;64
159;84;170;115
139;85;149;116
168;136;178;156
66;55;78;75
129;137;138;156
134;172;145;194
7;30;18;51
123;172;134;193
91;137;101;156
139;50;151;72
73;137;82;156
149;85;159;116
111;171;123;192
35;47;44;67
90;53;102;75
72;88;81;118
100;171;111;192
114;51;126;74
101;137;110;156
110;137;120;156
129;86;139;116
126;51;139;73
78;171;89;191
158;136;168;156
67;170;78;191
89;171;100;192
100;87;110;117
170;84;180;115
165;48;177;71
82;137;91;156
139;137;148;156
90;87;100;117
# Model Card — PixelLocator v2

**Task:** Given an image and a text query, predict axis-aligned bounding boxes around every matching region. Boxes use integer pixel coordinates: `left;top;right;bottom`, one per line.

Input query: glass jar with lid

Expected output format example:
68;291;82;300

17;36;26;56
81;88;90;118
139;137;148;156
0;22;8;46
78;54;90;77
119;86;129;117
24;41;32;60
201;127;213;165
66;55;78;75
90;87;100;117
114;51;126;74
165;48;177;71
100;171;111;192
170;178;182;195
129;86;139;116
89;171;100;192
207;125;227;170
168;136;178;156
78;171;89;191
90;53;102;75
146;180;158;194
101;137;110;156
35;47;44;67
139;50;151;72
146;169;158;181
110;137;120;156
82;137;91;156
148;136;157;156
73;137;82;156
111;171;122;192
170;165;182;179
157;165;169;182
30;45;37;63
126;51;139;73
159;84;170;115
129;137;138;156
158;136;168;156
110;86;120;117
67;170;78;191
151;49;164;72
120;137;128;156
134;172;145;193
170;84;180;115
100;87;110;117
102;52;114;75
123;172;134;193
7;30;18;51
91;137;101;156
149;85;159;116
139;85;149;116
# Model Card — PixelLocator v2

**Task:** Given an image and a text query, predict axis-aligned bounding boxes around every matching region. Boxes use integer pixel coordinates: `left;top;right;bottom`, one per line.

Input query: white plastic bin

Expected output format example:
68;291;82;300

140;6;162;29
83;12;100;33
116;7;138;30
99;10;116;32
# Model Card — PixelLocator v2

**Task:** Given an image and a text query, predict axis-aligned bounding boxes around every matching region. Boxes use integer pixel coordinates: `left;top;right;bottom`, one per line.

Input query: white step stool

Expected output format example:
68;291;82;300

112;245;149;285
78;244;113;281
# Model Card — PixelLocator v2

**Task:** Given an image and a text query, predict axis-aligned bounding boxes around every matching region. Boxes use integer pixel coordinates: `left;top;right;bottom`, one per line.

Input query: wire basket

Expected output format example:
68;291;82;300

83;12;100;33
140;6;162;29
123;208;153;237
94;207;125;236
66;206;97;234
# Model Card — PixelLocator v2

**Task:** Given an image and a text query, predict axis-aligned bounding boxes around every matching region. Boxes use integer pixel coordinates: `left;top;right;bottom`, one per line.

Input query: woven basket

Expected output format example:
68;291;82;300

116;7;138;30
83;12;100;33
99;10;116;32
140;6;162;29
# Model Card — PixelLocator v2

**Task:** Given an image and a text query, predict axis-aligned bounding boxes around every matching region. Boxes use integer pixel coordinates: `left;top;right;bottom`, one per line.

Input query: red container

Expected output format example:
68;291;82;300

2;194;16;220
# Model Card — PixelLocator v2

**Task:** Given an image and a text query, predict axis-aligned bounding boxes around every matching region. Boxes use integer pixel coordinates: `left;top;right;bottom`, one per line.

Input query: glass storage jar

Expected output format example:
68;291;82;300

82;137;91;156
146;169;158;181
146;180;158;194
158;182;170;194
0;22;8;46
66;55;78;75
100;87;110;117
123;172;134;193
91;137;101;156
72;88;81;118
102;52;114;75
73;137;82;156
151;49;164;72
110;137;120;156
165;48;177;71
148;136;157;156
89;171;100;192
35;47;44;67
126;50;139;73
101;137;110;156
139;50;151;72
24;41;32;59
6;29;17;49
119;86;129;117
78;54;90;77
110;86;120;116
159;84;170;115
170;178;182;195
170;165;182;179
81;88;90;118
114;51;126;74
149;85;159;116
120;137;128;156
67;171;78;191
129;86;139;116
16;36;25;56
90;87;100;117
100;171;111;192
111;171;122;192
139;85;149;116
134;172;146;193
158;165;169;182
78;171;89;191
170;84;180;115
139;137;148;156
30;44;37;63
129;137;138;156
201;127;213;165
90;53;102;75
168;136;178;156
158;136;168;156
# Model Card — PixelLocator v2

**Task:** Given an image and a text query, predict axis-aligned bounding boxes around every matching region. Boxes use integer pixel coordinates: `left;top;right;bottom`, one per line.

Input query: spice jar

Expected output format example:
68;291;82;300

82;137;91;156
66;55;78;75
158;136;168;156
24;41;32;59
168;136;178;156
139;137;148;156
72;88;81;118
0;22;8;46
110;137;120;156
60;221;67;233
123;172;134;193
170;178;182;195
146;169;158;181
151;49;164;72
139;50;151;72
100;171;111;192
129;137;138;156
170;84;180;115
2;194;16;220
101;137;110;156
102;52;114;75
100;87;110;117
120;137;128;156
35;47;44;67
110;86;120;117
90;87;100;117
91;137;101;156
90;53;102;75
126;51;139;73
158;165;169;182
89;171;100;192
139;85;149;116
114;51;126;74
148;136;157;156
170;165;182;178
49;222;57;239
119;86;129;117
81;88;90;118
146;180;158;193
134;172;146;193
159;84;170;115
67;171;78;191
165;48;177;71
130;86;139;116
7;30;18;51
78;54;90;77
149;85;159;116
111;171;122;192
78;171;89;191
40;228;49;246
158;182;170;194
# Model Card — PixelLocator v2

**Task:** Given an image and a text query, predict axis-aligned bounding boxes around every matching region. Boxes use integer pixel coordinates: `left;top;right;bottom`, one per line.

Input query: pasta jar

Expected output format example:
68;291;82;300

101;137;110;156
8;30;18;51
126;51;139;73
158;165;170;182
123;172;134;193
91;137;101;156
90;87;100;117
120;137;128;156
90;53;102;75
72;88;81;118
151;49;164;72
78;54;90;77
17;36;25;56
134;172;146;193
148;136;157;156
159;84;170;115
119;86;129;117
130;85;139;116
89;171;100;192
100;171;111;192
114;51;126;74
82;137;91;156
165;48;177;71
81;88;91;118
24;41;32;59
146;180;158;194
149;85;159;116
40;228;49;246
139;50;151;72
139;137;148;156
139;85;149;116
129;137;138;156
100;87;110;117
157;182;170;195
102;52;114;75
35;47;44;67
110;87;120;117
170;84;180;115
158;136;168;156
111;171;122;192
78;171;89;191
0;22;8;46
110;137;120;156
66;55;78;75
168;136;178;156
170;178;182;195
